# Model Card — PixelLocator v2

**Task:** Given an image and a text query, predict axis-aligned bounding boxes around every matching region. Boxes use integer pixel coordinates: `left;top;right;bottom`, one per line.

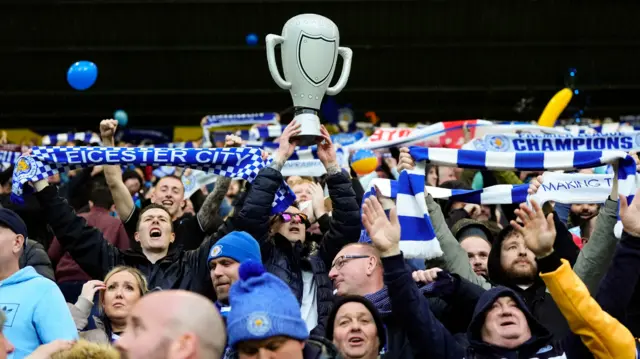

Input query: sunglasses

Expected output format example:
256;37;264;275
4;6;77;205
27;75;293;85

279;212;309;225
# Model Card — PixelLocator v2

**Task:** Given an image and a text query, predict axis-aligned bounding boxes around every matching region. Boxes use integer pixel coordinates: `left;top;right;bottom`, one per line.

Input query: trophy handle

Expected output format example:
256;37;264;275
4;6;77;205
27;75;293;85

326;46;353;96
265;34;292;90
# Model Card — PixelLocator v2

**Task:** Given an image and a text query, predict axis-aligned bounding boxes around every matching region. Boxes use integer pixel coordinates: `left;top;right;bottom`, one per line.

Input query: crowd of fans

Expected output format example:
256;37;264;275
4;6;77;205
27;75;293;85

1;118;640;359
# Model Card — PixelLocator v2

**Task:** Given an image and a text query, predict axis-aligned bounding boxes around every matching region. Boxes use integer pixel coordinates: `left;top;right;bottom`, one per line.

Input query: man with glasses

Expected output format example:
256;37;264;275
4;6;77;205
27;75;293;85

329;242;486;359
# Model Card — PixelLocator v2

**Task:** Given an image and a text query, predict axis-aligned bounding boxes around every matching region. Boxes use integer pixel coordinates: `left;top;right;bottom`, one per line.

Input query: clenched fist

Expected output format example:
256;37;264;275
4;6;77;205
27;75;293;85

99;119;118;146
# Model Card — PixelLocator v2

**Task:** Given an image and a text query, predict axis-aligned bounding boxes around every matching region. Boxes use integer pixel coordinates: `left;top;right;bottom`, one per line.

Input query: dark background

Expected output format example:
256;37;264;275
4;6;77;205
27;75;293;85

1;0;639;130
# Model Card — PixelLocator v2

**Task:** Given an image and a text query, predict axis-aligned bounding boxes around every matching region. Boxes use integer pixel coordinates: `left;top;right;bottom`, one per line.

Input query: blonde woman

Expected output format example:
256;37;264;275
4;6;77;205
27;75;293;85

68;266;149;343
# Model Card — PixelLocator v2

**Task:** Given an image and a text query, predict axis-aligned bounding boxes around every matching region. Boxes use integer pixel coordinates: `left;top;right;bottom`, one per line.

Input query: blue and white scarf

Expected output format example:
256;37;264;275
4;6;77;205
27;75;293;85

363;146;637;259
202;112;279;130
41;132;101;146
466;132;640;153
11;147;295;213
0;150;21;170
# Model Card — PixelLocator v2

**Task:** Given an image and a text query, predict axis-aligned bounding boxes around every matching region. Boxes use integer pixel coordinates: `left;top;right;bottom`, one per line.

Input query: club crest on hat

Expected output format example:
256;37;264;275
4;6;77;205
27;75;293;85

246;312;271;336
15;156;37;178
486;135;509;152
210;245;222;257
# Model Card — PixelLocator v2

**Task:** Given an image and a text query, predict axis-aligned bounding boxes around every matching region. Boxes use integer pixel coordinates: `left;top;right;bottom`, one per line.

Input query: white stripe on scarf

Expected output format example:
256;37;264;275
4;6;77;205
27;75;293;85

41;132;101;146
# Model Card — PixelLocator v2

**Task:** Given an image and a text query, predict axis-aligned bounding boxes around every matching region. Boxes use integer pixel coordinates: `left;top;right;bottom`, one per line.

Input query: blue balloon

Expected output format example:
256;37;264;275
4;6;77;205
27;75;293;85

246;33;258;46
67;61;98;90
114;109;128;126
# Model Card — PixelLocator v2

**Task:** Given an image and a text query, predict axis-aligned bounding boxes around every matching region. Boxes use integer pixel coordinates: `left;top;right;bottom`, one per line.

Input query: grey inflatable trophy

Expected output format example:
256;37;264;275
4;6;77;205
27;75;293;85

266;14;353;146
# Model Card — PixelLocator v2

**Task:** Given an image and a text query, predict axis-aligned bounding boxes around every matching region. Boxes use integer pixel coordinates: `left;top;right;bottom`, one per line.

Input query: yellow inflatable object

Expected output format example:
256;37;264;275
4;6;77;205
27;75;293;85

537;88;573;127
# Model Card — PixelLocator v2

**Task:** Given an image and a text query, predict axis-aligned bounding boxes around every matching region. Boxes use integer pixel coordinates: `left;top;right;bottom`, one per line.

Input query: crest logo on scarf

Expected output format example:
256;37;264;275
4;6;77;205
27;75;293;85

182;174;196;194
15;157;37;179
486;135;509;152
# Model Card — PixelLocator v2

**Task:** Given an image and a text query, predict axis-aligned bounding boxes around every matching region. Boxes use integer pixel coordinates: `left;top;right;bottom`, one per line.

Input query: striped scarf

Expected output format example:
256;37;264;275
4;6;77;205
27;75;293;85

11;146;295;213
367;146;638;259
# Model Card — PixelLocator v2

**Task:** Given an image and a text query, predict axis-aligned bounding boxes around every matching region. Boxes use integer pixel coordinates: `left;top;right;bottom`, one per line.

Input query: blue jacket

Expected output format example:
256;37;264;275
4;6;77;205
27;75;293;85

383;252;567;359
0;266;78;359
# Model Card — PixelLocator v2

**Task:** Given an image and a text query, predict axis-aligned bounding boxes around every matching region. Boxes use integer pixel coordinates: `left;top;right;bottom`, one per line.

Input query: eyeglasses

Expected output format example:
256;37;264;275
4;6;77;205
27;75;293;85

331;255;370;270
279;212;309;225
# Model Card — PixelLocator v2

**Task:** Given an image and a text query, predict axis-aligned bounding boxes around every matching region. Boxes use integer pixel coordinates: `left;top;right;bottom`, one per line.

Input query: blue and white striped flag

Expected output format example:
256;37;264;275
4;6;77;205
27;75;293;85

41;132;101;146
361;146;638;259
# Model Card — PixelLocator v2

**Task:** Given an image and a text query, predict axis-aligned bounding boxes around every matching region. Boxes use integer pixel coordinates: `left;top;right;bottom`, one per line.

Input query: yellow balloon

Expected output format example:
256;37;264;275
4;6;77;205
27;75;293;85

537;88;573;127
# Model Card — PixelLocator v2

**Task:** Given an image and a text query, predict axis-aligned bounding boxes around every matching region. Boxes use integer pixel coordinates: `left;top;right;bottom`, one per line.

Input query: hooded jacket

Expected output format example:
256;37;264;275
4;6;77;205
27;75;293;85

486;226;571;340
466;286;566;359
0;266;78;359
383;252;567;359
235;167;360;336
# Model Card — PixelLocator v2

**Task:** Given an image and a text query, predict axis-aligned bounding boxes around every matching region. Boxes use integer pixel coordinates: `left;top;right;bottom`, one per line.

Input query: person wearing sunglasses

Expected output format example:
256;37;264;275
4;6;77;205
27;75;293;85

234;120;361;338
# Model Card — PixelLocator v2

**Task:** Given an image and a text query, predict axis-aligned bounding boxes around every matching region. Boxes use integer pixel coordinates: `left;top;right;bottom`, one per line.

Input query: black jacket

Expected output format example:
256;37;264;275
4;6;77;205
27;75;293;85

383;252;568;359
236;167;360;336
19;239;55;281
35;185;230;298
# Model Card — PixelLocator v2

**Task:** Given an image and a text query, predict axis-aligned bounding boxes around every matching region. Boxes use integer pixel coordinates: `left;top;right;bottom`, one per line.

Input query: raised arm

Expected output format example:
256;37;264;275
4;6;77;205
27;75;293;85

513;199;637;359
34;179;123;280
316;125;360;265
99;119;135;222
363;196;464;359
235;120;300;242
196;135;240;234
398;147;491;289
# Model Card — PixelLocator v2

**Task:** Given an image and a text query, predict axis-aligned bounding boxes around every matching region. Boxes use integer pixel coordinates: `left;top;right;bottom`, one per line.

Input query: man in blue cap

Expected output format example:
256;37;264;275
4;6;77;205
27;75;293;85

0;208;77;359
208;231;261;317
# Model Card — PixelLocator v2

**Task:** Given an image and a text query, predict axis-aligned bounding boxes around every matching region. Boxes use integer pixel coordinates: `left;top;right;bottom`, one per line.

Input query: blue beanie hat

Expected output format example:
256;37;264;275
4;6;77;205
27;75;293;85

208;231;261;264
227;261;309;348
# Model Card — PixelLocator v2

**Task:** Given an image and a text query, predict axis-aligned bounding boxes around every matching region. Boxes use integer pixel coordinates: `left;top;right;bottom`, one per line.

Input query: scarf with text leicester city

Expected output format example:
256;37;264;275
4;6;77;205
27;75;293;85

11;147;295;214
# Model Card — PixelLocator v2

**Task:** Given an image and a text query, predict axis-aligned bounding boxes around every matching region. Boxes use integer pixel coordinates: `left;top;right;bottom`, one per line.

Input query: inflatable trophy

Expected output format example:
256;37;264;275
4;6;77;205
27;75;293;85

266;14;353;146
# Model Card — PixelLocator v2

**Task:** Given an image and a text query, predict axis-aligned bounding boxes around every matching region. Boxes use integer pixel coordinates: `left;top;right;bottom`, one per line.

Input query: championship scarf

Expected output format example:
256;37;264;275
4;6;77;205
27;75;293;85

41;132;101;146
11;147;295;213
465;132;640;153
362;146;637;259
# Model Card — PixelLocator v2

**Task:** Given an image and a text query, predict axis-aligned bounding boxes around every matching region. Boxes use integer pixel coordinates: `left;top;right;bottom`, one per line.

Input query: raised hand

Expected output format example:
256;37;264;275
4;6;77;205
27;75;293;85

274;120;302;163
620;188;640;237
412;267;442;283
224;134;243;148
527;175;543;195
99;119;118;146
316;125;338;170
308;182;327;219
397;147;415;173
510;199;556;258
79;280;106;304
362;196;401;257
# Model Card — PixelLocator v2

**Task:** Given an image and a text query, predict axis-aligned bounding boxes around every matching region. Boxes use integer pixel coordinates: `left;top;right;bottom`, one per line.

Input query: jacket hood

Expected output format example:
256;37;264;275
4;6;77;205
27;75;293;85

1;266;40;286
467;286;552;355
